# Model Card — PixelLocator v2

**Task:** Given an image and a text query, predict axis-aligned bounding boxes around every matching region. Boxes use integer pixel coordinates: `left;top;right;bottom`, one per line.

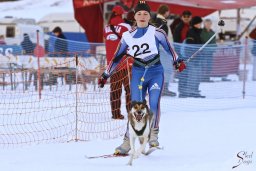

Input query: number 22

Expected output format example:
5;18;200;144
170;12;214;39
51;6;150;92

132;43;151;57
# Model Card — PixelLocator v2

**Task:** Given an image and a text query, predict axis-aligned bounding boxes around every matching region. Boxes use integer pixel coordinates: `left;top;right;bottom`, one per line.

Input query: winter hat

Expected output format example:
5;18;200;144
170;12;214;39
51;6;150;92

112;5;125;16
134;1;151;14
191;16;202;25
52;26;62;33
182;10;192;16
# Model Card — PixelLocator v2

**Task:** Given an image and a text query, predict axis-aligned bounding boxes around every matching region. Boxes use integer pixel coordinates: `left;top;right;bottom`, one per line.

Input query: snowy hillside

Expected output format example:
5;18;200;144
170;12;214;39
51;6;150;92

0;0;73;21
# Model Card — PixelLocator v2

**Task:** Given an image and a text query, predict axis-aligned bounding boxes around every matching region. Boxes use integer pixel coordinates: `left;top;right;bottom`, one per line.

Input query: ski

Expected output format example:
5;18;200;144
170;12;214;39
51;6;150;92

145;146;164;155
85;153;129;159
85;146;163;159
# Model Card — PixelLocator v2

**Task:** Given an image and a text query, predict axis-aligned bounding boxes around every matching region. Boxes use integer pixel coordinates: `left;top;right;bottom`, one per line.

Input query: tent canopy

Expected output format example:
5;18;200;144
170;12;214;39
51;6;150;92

147;0;256;10
73;0;256;43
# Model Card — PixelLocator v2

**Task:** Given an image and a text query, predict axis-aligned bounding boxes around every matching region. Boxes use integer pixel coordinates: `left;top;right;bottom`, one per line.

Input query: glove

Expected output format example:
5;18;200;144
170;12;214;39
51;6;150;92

98;73;108;88
173;58;186;72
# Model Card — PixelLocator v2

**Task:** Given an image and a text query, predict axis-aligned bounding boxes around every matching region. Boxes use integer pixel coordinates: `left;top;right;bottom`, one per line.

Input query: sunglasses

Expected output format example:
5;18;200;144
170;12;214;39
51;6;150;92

183;15;191;18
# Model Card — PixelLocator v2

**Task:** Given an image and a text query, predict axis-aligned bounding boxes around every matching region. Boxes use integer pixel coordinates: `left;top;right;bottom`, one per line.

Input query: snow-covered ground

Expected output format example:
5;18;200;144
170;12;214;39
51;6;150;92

0;97;256;171
0;80;256;171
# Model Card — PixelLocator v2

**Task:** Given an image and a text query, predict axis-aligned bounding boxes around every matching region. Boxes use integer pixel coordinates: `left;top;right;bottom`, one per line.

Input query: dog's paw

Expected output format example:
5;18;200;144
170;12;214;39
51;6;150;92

127;161;132;166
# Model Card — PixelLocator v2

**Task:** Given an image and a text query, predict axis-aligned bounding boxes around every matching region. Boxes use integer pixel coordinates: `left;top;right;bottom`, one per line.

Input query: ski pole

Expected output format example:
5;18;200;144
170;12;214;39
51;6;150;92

186;20;225;63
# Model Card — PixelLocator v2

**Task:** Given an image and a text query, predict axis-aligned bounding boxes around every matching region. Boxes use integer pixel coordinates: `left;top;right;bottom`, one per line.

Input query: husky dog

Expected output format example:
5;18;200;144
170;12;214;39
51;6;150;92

127;101;153;166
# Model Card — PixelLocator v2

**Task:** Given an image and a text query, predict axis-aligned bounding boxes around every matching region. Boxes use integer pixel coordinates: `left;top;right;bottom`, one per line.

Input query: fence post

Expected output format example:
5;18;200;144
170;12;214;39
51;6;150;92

242;36;248;99
75;54;78;141
9;63;13;90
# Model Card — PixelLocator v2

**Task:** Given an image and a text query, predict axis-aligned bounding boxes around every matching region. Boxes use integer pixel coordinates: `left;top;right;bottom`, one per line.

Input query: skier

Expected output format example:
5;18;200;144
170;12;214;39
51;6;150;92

98;0;186;155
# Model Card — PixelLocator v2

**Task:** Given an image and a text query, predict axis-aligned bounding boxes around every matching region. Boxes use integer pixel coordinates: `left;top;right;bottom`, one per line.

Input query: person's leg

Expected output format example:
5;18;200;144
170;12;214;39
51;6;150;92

178;69;189;97
115;122;131;154
110;71;123;119
122;68;132;114
147;68;164;147
187;62;197;95
206;53;214;81
200;52;207;82
130;67;147;102
148;74;163;128
189;61;205;98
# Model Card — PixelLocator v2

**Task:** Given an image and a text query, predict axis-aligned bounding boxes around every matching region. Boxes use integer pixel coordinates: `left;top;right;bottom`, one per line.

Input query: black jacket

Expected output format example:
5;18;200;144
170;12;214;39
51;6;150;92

173;22;186;43
154;17;168;35
186;27;202;44
184;27;203;61
21;37;35;54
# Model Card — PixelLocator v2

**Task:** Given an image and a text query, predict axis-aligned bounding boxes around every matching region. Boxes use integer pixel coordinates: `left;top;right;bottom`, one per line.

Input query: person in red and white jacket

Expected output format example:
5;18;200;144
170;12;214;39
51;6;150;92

103;5;133;119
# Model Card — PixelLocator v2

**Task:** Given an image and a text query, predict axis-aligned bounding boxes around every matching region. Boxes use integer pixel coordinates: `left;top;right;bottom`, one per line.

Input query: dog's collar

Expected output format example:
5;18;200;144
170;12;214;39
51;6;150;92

131;121;147;136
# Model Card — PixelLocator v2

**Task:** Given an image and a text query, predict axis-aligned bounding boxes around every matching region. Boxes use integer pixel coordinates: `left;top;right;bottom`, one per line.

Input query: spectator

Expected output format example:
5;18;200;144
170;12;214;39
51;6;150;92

0;35;6;45
103;5;132;119
172;10;192;98
154;4;169;35
21;33;35;55
153;4;176;96
21;34;36;88
200;18;216;82
173;10;192;43
170;16;182;36
52;26;68;57
183;16;205;98
249;27;256;81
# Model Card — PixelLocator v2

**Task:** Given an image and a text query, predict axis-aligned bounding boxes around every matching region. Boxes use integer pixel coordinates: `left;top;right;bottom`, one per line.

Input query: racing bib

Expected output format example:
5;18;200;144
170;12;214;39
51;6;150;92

123;25;158;59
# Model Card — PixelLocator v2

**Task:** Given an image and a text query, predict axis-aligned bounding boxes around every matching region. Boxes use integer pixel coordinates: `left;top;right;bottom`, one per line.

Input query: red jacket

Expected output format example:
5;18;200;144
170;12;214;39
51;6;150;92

104;16;132;69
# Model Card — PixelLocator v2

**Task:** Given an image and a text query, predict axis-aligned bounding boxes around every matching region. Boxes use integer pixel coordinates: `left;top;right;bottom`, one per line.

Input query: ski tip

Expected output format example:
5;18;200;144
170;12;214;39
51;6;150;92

84;155;92;159
157;146;164;150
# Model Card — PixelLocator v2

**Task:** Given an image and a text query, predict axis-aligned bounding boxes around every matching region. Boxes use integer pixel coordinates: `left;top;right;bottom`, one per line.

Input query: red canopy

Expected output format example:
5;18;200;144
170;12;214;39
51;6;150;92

148;0;256;10
73;0;256;43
